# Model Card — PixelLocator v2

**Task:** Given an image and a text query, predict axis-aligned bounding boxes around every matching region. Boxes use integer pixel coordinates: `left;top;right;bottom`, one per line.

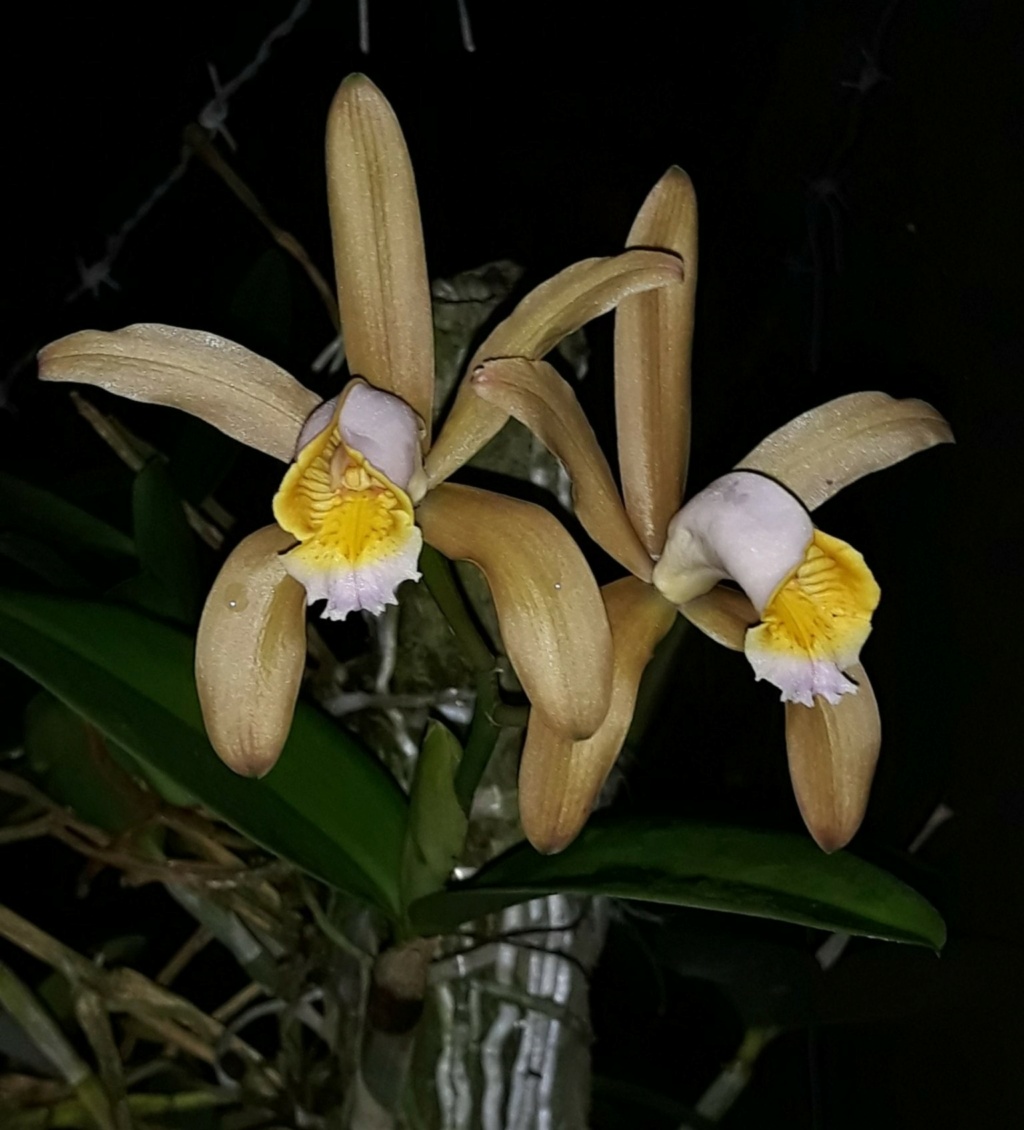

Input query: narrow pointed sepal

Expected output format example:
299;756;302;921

38;325;319;462
518;578;676;853
326;75;435;440
425;250;684;488
195;525;307;777
615;166;698;555
736;392;954;512
784;663;881;852
416;483;613;740
471;357;653;580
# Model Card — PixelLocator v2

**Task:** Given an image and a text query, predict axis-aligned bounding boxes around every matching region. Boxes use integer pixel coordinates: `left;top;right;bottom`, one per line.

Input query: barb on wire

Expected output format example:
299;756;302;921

65;155;191;306
198;64;236;149
65;0;314;312
199;0;313;144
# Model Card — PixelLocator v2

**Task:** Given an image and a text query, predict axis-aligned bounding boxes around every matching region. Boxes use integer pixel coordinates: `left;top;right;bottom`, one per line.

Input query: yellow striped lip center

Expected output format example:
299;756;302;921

752;529;880;662
272;403;417;570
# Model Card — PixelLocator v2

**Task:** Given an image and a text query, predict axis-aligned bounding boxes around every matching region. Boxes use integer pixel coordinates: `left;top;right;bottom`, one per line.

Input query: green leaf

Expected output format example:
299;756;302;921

400;722;468;916
24;694;156;835
127;460;202;623
408;816;946;948
0;533;90;590
167;418;238;508
0;470;135;562
0;591;408;917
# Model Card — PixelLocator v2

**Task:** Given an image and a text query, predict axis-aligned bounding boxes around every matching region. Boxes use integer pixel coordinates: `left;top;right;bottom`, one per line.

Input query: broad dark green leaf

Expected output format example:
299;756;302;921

0;591;407;917
129;460;202;623
0;533;90;591
24;694;156;835
401;722;467;914
409;816;946;948
167;418;238;508
24;701;282;989
0;471;135;562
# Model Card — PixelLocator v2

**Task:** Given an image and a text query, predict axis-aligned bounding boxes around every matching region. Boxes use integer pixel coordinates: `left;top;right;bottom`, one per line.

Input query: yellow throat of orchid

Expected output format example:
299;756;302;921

654;471;881;707
272;393;422;620
744;529;880;706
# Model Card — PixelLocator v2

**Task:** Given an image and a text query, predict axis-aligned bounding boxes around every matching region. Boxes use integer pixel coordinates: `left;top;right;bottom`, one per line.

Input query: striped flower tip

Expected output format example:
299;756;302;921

272;380;425;620
652;471;880;707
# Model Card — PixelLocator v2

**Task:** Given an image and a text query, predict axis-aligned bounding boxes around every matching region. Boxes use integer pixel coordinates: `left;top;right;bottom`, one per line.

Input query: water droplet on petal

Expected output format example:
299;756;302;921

224;582;249;613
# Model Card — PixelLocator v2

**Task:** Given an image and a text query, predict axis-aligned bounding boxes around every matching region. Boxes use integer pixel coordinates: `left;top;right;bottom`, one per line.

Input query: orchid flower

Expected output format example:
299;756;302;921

38;75;684;777
466;167;953;854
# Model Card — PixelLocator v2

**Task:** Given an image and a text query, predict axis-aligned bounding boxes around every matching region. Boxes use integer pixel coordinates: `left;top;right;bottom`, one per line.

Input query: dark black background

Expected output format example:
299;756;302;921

3;2;1022;1126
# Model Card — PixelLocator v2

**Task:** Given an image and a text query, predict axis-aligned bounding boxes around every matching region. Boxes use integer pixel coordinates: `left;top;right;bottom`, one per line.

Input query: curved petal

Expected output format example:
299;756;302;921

784;663;881;852
615;166;698;555
736;392;954;512
326;75;434;441
471;357;653;581
416;483;613;740
519;578;676;853
678;585;757;651
38;325;318;462
425;250;684;488
195;525;308;777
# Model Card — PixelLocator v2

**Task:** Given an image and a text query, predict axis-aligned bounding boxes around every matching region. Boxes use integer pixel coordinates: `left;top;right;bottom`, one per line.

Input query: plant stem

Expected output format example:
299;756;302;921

4;1089;232;1129
420;545;513;813
419;546;493;674
453;670;504;814
0;960;115;1130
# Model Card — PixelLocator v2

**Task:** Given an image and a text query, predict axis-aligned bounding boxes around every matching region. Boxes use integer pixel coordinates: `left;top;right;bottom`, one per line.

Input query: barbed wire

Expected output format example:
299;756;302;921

3;0;477;410
65;0;315;307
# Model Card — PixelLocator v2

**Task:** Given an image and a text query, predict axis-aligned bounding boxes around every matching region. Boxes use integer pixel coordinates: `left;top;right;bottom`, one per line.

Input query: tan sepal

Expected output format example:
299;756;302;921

678;585;757;651
519;579;676;853
195;525;307;777
425;250;684;488
615;167;698;555
38;325;319;462
736;392;954;512
472;357;653;581
785;663;881;852
417;483;613;740
326;74;434;442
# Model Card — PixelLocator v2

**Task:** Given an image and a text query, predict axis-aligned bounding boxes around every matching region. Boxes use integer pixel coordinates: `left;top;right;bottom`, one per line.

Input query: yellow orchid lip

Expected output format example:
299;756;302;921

653;472;880;707
272;381;424;621
745;529;880;707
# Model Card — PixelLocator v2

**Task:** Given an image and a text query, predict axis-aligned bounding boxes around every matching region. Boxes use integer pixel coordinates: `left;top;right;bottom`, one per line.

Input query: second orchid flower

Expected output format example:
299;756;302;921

461;168;953;854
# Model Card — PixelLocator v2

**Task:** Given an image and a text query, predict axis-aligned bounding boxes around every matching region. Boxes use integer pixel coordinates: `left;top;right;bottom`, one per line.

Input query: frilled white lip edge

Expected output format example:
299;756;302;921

654;471;877;707
282;526;424;620
745;647;860;708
